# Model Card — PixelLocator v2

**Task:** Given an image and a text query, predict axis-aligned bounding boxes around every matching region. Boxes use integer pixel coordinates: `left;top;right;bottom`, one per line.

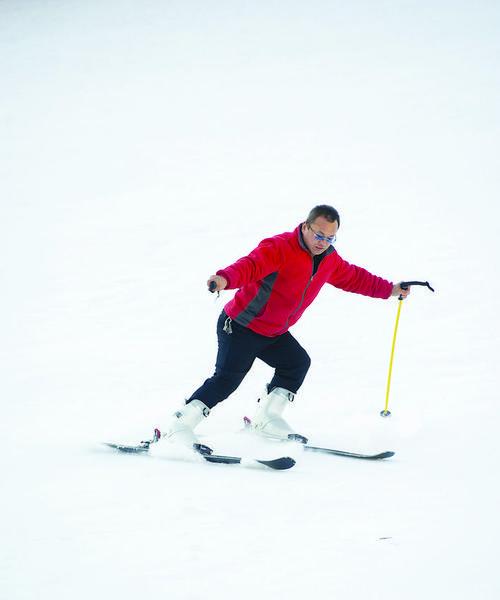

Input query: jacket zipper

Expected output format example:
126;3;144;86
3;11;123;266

277;260;315;334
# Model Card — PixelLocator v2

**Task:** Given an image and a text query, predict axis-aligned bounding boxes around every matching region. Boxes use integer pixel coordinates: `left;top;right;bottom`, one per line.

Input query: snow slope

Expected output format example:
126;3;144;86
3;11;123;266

1;1;499;599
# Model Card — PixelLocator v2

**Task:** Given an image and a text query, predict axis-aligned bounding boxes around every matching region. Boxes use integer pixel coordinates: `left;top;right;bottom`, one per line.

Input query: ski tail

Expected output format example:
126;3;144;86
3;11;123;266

103;442;150;453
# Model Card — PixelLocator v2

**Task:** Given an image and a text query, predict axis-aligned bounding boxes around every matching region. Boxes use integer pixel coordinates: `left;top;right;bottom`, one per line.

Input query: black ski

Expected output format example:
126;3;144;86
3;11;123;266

301;445;394;460
103;442;150;453
103;440;295;470
193;444;294;469
201;453;295;470
243;417;394;460
103;429;161;454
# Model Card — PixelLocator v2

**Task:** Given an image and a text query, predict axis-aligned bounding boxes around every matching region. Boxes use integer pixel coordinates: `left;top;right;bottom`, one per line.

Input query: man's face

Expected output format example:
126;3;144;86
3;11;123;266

301;216;339;256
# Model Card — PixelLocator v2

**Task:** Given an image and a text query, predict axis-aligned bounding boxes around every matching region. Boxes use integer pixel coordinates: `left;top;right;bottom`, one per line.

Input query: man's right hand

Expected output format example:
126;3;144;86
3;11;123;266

207;275;228;292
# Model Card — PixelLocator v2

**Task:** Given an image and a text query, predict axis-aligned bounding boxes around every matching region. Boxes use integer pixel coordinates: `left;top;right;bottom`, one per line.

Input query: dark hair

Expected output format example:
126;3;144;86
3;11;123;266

306;205;340;228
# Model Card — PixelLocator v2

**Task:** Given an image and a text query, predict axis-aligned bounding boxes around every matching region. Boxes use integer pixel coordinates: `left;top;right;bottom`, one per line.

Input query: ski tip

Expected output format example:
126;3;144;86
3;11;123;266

378;451;395;459
257;456;296;470
351;450;395;460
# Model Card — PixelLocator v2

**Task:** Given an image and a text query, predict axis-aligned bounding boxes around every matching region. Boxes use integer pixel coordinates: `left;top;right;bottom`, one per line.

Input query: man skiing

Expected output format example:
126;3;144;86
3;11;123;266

162;205;410;447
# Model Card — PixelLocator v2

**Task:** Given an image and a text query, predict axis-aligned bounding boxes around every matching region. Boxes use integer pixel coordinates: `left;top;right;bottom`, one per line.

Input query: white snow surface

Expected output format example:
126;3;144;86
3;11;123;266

1;1;500;599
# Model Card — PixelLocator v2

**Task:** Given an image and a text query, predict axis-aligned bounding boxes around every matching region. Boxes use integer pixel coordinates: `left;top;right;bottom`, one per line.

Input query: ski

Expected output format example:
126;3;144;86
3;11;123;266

200;453;295;470
103;428;162;454
192;443;295;470
103;437;295;471
301;445;394;460
103;442;151;453
243;417;394;460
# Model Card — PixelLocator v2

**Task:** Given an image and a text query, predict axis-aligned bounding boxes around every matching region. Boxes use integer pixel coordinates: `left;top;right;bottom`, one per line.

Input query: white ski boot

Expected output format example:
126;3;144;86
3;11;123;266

251;386;307;442
162;399;210;448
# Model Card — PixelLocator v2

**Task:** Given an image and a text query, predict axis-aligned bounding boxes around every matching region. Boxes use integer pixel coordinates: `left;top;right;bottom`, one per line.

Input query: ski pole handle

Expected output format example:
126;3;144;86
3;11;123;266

208;280;217;293
400;281;435;292
397;280;435;301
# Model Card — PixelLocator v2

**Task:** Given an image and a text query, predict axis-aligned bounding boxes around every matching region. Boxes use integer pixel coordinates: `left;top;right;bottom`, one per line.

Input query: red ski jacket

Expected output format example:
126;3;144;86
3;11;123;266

216;224;393;337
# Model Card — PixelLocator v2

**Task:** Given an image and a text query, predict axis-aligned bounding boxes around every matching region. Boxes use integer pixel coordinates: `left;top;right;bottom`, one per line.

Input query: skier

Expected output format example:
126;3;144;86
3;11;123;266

162;205;410;447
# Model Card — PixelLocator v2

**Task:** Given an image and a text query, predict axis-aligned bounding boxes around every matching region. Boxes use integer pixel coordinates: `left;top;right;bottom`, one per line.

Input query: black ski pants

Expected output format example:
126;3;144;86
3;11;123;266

188;311;311;409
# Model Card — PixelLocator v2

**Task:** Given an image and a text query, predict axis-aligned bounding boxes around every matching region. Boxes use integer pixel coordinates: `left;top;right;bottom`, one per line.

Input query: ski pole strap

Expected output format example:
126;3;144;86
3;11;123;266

400;280;435;292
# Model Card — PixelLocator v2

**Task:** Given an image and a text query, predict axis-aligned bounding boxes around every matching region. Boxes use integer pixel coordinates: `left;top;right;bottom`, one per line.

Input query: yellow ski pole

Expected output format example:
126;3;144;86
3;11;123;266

380;296;404;417
380;280;434;417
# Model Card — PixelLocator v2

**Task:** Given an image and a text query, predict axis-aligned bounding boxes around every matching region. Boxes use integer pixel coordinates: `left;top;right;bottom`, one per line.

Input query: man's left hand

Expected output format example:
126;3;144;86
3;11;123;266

392;283;411;298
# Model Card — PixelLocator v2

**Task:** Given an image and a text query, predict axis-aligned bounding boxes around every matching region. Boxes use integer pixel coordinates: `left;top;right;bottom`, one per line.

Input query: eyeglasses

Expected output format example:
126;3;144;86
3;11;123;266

308;224;337;245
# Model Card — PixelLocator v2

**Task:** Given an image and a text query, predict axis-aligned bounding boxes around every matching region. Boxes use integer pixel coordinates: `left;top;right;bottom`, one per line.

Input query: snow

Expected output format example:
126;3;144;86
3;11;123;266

1;1;500;598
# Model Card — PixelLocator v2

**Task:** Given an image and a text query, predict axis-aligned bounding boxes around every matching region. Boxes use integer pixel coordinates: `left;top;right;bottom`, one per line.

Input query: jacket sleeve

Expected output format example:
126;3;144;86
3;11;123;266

328;254;393;299
216;237;285;289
